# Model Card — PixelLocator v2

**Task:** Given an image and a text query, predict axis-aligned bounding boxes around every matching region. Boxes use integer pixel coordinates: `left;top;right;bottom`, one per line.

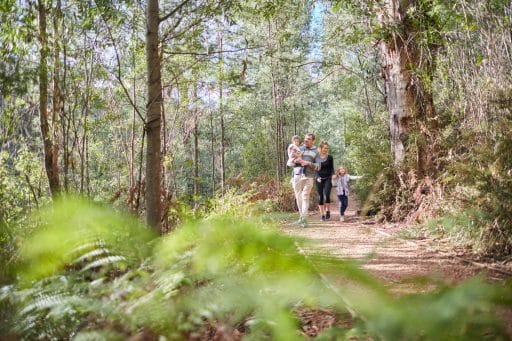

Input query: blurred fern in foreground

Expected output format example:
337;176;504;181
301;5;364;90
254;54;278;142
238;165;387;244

1;197;510;340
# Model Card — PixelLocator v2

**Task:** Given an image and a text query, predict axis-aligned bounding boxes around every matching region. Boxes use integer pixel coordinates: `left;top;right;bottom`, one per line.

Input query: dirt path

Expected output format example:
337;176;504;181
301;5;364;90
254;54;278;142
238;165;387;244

279;198;512;338
281;200;509;294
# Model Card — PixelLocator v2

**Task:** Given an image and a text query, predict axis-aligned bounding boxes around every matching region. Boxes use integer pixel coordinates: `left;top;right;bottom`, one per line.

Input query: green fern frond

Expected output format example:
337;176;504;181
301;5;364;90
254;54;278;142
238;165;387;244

81;255;127;272
154;270;185;298
18;196;157;282
68;240;107;258
73;330;126;341
20;292;68;314
74;247;111;264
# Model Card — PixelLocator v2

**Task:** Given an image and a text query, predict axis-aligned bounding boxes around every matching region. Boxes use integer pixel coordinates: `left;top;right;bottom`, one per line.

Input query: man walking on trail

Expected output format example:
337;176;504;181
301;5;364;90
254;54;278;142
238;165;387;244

290;133;321;227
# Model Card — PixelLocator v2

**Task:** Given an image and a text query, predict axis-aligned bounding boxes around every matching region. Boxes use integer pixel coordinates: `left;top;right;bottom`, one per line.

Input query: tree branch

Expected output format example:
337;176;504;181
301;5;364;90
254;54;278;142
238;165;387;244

159;0;191;23
163;16;204;42
95;1;146;124
161;15;183;42
162;45;262;56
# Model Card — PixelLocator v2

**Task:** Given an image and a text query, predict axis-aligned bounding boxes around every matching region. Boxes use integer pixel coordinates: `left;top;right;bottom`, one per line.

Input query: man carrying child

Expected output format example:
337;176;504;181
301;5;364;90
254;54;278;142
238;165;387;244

288;133;321;227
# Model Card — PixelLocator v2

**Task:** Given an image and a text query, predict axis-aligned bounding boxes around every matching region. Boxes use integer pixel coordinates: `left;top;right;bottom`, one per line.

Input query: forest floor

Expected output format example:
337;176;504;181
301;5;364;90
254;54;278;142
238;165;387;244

279;196;512;337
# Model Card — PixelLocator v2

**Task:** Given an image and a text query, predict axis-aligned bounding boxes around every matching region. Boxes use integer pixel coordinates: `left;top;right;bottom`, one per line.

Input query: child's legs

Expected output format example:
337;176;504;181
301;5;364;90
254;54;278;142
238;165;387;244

337;194;348;216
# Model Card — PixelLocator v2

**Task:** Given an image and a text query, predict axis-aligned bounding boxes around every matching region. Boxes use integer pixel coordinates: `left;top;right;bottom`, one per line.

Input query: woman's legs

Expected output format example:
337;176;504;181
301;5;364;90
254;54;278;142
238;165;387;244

316;179;325;218
324;179;333;219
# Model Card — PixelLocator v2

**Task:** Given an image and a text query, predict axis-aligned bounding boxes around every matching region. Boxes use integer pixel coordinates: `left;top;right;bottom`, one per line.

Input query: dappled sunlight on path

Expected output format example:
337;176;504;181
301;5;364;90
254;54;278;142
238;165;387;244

281;207;493;295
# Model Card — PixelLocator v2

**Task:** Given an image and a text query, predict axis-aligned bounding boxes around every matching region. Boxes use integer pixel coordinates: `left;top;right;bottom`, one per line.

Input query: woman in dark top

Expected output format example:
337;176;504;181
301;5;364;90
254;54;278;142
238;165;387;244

316;141;334;221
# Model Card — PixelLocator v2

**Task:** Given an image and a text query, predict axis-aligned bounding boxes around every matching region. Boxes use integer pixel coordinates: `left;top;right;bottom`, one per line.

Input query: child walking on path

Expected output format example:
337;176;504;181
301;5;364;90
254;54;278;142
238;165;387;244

334;166;362;222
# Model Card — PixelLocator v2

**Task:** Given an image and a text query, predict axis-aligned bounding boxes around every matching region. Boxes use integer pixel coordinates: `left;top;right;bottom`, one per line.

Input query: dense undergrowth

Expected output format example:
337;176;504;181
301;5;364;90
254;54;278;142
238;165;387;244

381;109;512;259
1;195;511;340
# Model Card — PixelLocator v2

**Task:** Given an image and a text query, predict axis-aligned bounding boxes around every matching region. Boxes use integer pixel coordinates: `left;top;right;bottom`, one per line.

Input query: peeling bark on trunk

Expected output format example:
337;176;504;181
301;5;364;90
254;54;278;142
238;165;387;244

381;46;415;166
378;0;439;177
378;0;415;166
145;0;163;231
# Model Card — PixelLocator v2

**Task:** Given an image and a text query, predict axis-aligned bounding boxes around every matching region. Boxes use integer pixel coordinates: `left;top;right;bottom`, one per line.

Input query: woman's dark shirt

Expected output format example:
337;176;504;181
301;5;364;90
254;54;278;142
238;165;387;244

317;155;334;178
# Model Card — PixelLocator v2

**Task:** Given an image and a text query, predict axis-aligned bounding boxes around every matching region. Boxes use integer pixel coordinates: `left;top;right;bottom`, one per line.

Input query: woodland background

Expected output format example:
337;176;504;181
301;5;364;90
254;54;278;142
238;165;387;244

1;0;512;339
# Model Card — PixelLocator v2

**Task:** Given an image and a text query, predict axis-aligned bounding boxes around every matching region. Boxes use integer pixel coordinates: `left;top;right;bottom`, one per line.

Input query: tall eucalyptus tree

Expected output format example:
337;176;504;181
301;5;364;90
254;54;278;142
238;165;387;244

38;0;60;197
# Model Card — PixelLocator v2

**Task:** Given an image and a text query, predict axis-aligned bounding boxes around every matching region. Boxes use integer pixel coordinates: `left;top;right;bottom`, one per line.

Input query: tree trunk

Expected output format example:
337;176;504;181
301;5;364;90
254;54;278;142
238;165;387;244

38;0;60;197
378;0;414;166
135;127;145;212
129;12;140;206
378;0;438;177
54;0;69;191
60;17;71;191
80;31;91;194
269;20;282;184
415;86;437;177
218;18;226;195
210;107;216;196
381;44;414;166
130;67;137;191
193;84;200;207
145;0;163;231
193;119;199;200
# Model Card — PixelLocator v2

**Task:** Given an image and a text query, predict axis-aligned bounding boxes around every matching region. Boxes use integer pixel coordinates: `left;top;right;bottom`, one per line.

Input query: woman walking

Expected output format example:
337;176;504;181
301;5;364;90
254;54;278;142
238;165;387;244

316;141;334;221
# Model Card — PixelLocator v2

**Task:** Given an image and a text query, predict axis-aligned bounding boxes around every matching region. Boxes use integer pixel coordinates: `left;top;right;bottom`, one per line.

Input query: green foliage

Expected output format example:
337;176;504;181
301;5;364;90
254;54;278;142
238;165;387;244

345;112;392;209
206;188;255;219
428;209;484;244
0;0;35;94
448;111;512;256
240;130;275;181
0;148;45;225
402;209;486;250
2;0;512;336
353;278;511;340
19;196;157;283
0;148;48;286
155;217;352;339
1;197;511;340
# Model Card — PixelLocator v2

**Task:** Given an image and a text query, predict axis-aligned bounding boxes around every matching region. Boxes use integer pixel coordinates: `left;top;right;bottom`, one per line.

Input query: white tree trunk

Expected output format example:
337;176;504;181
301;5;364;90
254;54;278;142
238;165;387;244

378;0;415;166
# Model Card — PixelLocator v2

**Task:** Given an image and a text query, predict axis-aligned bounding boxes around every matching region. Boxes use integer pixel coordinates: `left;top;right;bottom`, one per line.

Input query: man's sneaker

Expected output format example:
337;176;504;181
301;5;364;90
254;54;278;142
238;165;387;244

321;215;326;221
340;215;345;222
295;217;304;225
325;211;331;220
